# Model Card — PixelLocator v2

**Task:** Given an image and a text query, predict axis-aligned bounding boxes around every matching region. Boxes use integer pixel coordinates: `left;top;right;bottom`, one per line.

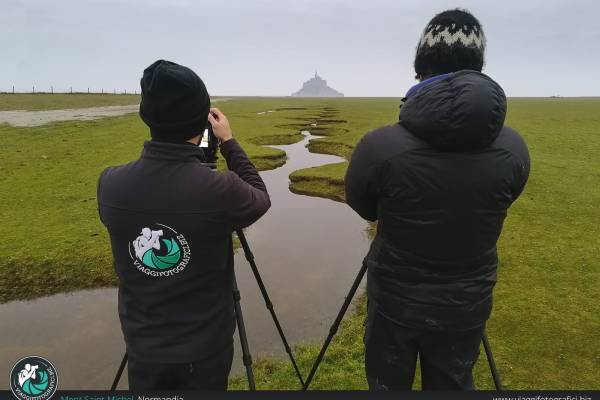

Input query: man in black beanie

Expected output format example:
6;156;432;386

345;9;530;390
97;60;271;390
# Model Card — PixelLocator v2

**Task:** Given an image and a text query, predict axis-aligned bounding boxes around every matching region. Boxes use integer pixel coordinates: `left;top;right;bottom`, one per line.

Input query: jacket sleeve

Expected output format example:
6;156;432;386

220;139;271;230
345;132;380;221
509;131;531;201
96;168;109;226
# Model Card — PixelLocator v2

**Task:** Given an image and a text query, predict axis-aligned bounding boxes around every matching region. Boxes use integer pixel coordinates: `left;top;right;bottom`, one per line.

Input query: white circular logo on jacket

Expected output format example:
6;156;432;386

129;223;191;277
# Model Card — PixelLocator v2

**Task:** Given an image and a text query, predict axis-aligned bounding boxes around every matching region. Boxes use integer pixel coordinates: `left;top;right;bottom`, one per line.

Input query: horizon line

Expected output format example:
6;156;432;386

1;92;599;99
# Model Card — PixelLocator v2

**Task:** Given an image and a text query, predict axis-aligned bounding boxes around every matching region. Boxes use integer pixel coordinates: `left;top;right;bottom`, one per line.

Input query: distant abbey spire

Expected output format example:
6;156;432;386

292;71;343;97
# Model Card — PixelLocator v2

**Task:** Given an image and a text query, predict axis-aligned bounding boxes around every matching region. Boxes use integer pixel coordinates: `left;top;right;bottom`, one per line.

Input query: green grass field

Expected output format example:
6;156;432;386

1;94;598;389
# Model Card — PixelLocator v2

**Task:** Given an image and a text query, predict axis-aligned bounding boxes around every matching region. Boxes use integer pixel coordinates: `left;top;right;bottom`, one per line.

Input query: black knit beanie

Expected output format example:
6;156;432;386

139;60;210;142
414;9;486;78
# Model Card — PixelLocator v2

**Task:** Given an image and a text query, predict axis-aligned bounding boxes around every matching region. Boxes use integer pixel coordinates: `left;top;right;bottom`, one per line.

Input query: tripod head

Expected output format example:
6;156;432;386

199;122;218;170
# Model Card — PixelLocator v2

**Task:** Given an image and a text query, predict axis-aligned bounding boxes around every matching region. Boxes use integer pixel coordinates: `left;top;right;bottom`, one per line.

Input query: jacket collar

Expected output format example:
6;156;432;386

398;73;453;118
405;73;453;98
141;140;205;162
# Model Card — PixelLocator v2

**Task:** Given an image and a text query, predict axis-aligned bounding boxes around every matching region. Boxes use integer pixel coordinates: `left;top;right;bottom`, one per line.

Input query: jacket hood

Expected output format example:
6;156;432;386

399;70;506;151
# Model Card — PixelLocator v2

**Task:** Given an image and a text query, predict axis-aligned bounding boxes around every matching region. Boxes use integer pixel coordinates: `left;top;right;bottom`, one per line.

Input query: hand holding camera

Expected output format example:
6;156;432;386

208;107;233;144
200;108;232;168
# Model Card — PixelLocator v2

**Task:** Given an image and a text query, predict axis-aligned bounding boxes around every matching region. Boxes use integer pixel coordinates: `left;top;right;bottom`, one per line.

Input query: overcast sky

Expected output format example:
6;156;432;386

2;0;599;97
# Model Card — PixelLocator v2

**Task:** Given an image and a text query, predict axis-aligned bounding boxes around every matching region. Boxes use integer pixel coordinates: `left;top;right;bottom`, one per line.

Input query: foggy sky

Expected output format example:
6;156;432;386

3;0;599;97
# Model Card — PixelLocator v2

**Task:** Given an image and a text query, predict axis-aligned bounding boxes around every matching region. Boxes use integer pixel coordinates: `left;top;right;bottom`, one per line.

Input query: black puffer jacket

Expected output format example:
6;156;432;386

345;70;530;331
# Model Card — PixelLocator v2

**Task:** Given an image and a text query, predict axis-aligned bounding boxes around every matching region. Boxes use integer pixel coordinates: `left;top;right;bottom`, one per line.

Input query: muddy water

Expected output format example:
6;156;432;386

0;131;370;389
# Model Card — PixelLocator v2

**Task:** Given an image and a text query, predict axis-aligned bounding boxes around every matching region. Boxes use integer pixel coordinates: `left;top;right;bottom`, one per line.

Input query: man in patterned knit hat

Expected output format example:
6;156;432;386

345;9;530;390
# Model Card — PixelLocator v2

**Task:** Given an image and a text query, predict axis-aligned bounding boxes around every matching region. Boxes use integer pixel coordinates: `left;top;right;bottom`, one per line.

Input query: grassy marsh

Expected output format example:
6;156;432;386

1;94;598;389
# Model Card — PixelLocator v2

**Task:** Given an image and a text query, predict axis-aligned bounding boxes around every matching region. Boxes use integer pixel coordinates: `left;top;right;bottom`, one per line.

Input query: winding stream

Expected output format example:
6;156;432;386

0;131;370;389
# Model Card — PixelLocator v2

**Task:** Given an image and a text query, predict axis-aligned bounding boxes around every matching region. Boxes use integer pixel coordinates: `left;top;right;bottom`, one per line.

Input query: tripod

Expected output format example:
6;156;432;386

202;129;304;387
302;262;504;390
232;268;256;390
236;229;306;388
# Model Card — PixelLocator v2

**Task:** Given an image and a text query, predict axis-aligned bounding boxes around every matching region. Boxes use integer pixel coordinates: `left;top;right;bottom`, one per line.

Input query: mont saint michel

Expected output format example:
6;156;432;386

291;72;344;97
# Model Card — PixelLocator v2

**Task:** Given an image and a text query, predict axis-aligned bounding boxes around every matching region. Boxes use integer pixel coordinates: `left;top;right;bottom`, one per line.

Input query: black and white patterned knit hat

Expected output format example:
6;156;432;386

414;9;486;78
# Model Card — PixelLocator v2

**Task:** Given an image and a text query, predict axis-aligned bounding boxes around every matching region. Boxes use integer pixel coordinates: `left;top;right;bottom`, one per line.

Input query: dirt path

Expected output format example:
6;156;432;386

0;105;140;127
0;98;231;127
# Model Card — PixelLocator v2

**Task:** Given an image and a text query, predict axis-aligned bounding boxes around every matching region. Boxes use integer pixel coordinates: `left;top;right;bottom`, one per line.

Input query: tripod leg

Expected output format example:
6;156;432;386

232;272;256;390
110;353;128;390
303;262;368;390
236;229;305;388
482;331;503;390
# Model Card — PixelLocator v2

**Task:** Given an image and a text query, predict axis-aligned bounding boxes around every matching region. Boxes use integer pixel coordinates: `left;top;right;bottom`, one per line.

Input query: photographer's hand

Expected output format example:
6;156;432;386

208;107;233;144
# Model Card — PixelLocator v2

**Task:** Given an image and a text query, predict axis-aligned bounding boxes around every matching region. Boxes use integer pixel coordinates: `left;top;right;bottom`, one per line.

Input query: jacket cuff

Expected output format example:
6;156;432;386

219;138;242;159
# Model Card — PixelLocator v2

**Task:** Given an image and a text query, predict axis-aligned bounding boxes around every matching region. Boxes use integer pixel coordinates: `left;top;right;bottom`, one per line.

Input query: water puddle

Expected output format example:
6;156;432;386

0;131;370;388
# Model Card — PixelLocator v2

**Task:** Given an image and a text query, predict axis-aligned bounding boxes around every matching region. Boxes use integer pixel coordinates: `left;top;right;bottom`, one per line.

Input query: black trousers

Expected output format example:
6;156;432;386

127;344;234;390
364;304;484;390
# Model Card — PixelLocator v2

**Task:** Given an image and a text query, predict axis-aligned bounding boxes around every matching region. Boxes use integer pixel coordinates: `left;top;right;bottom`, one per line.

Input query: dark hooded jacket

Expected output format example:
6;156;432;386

345;70;530;331
98;139;270;363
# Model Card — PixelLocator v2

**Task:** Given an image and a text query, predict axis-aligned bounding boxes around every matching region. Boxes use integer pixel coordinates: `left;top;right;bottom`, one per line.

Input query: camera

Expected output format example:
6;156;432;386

199;122;218;169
